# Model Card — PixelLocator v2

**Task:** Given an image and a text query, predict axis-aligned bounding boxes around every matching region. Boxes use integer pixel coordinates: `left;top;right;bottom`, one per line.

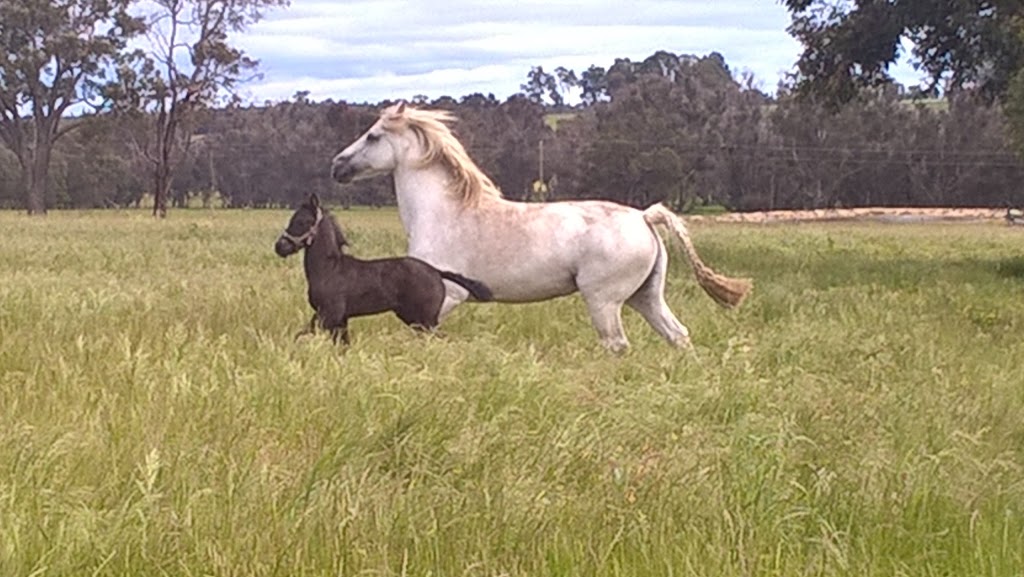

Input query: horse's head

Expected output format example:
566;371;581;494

330;102;501;206
331;101;416;184
275;193;324;257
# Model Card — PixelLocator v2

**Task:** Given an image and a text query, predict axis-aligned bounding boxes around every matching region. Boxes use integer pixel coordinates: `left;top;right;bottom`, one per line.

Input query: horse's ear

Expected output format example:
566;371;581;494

396;100;406;114
308;192;320;209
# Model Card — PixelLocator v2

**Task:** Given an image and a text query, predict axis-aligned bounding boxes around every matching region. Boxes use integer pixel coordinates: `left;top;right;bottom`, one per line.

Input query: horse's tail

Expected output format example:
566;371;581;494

439;271;494;302
643;203;752;309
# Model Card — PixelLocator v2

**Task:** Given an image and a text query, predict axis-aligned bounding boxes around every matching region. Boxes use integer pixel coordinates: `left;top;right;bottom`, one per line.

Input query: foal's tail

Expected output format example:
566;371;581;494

440;271;494;302
643;203;752;308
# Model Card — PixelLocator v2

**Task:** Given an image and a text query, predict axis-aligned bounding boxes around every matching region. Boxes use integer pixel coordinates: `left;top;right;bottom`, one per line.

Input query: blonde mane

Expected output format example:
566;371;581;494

381;105;503;205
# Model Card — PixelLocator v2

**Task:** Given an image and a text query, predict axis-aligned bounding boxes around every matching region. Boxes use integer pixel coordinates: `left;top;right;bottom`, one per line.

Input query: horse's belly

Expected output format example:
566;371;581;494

483;270;577;303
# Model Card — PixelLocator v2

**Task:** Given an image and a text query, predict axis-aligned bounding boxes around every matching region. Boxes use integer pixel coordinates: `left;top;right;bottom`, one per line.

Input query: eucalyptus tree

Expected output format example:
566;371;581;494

0;0;142;213
106;0;288;217
783;0;1024;106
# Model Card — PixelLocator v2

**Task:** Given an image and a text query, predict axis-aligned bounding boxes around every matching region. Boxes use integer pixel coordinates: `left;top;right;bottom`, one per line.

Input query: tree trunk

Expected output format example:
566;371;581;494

23;144;50;215
153;165;170;218
151;105;180;219
23;171;46;215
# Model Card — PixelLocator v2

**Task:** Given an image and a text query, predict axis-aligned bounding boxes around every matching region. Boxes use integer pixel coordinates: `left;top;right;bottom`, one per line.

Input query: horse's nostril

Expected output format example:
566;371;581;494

332;161;353;183
274;237;294;257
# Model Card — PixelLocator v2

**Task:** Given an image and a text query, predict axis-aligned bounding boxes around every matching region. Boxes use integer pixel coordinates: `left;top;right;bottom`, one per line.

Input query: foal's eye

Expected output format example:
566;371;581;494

366;133;381;143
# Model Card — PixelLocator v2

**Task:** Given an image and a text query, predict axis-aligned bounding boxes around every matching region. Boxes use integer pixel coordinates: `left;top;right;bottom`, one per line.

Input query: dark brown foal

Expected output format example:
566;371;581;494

275;193;492;344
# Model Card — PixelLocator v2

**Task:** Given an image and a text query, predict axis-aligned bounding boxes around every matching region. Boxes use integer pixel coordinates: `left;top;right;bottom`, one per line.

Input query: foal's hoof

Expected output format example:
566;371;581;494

408;323;445;339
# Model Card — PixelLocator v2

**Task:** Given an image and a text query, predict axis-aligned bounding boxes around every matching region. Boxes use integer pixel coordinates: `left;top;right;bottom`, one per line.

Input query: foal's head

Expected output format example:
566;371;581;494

274;193;347;257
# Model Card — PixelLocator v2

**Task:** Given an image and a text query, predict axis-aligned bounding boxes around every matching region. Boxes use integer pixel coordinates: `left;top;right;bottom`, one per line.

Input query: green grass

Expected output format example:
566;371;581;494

1;209;1023;576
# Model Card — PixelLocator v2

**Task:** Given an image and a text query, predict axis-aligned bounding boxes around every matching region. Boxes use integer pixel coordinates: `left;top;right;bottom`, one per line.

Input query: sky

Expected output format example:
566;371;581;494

229;0;924;106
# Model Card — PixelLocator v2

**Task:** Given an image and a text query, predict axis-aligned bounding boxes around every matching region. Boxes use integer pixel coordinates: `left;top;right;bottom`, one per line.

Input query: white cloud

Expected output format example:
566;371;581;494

243;65;523;104
229;0;923;105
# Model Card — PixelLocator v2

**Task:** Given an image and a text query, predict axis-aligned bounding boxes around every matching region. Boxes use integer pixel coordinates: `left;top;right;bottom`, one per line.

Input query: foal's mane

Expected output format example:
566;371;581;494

312;207;348;254
381;105;503;206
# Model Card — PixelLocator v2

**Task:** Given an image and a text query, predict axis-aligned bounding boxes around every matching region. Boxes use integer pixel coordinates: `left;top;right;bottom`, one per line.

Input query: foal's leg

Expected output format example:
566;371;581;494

393;272;444;333
394;309;437;334
319;304;350;346
395;299;445;338
294;313;318;340
329;321;350;345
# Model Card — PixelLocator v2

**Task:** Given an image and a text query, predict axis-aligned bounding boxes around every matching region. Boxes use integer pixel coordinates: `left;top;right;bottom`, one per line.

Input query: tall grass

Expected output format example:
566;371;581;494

1;209;1022;576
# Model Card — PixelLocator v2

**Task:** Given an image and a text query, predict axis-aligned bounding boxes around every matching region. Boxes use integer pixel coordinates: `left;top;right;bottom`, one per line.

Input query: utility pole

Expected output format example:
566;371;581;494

531;139;549;202
538;139;545;183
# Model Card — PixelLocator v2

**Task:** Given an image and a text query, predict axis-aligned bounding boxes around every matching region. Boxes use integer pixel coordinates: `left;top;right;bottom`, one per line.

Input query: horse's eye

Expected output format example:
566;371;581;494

366;133;380;143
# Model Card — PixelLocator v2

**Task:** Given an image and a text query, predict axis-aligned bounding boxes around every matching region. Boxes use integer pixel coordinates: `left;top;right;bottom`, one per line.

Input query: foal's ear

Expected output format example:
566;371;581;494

396;100;407;114
308;192;320;209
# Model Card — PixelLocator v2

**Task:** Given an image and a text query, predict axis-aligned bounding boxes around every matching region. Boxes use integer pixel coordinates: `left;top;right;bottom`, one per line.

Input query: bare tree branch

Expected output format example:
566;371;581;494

106;0;287;217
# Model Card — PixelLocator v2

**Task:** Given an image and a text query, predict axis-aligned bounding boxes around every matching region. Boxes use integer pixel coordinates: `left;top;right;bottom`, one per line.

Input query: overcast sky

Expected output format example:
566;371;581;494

229;0;923;105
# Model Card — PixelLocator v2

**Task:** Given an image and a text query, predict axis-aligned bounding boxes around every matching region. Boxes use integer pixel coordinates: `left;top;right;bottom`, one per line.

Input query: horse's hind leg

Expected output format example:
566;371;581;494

627;289;691;349
437;281;469;322
577;263;640;354
583;298;630;354
626;254;692;349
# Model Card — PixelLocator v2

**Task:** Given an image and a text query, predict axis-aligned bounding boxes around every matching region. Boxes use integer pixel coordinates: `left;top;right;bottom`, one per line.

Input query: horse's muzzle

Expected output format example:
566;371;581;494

331;159;356;183
274;236;300;257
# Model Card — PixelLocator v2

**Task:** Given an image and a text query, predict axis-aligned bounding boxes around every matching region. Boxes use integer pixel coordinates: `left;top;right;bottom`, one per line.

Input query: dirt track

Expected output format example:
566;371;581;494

688;207;1012;224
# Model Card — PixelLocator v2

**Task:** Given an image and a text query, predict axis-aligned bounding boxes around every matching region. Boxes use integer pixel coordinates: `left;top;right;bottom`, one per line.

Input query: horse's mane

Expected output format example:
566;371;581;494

318;208;349;253
381;105;503;205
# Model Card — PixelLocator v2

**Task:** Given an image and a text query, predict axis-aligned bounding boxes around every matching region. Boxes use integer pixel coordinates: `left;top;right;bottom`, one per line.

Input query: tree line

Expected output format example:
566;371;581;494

3;49;1022;212
3;1;1024;213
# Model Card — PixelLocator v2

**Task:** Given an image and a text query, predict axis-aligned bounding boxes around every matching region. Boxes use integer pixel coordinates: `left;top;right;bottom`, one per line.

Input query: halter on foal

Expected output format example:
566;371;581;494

275;193;493;344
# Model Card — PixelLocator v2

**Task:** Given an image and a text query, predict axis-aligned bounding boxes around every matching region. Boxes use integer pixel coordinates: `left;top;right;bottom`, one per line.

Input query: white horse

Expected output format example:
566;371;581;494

330;102;751;353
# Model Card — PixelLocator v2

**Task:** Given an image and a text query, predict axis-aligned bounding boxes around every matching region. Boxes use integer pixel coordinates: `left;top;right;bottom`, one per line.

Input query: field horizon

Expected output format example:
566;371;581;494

1;208;1022;576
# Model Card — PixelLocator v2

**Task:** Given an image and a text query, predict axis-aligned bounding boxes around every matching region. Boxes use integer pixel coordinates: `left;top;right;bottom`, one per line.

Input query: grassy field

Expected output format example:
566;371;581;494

1;208;1023;576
